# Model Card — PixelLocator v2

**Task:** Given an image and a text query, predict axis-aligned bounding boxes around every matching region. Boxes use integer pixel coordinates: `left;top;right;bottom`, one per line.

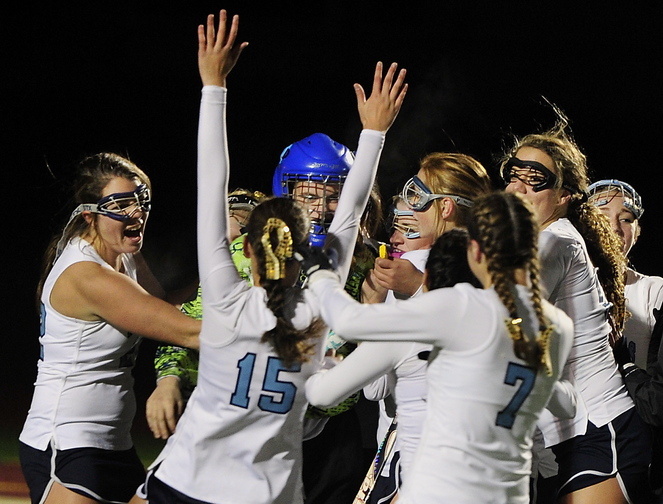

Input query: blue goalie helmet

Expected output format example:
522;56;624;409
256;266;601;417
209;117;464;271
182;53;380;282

587;179;644;220
272;133;354;247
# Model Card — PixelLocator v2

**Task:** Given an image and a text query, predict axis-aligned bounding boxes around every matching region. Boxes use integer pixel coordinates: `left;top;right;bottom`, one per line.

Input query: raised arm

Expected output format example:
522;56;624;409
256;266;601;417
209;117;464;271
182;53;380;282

324;62;407;283
196;11;248;299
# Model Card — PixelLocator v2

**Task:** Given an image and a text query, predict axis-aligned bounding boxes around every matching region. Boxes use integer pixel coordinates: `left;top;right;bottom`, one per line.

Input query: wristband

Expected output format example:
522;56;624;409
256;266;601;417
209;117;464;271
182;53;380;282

620;362;637;379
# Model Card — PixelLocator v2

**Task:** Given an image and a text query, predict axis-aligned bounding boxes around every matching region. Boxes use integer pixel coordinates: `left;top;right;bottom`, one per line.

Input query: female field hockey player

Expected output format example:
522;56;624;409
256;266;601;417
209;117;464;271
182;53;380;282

297;190;576;504
130;9;407;504
502;114;651;503
20;152;200;503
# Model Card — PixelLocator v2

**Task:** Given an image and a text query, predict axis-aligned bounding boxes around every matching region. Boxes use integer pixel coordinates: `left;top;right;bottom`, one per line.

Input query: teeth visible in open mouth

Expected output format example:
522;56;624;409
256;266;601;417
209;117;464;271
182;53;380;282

124;228;141;238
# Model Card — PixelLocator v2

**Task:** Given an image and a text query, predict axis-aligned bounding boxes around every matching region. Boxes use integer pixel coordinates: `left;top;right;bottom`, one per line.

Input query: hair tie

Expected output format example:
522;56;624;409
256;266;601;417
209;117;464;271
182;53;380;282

261;218;293;280
537;326;554;377
505;317;524;342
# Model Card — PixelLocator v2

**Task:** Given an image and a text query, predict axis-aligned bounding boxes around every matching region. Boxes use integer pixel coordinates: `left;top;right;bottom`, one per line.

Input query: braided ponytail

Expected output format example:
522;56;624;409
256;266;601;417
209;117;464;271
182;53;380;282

246;198;325;367
467;192;553;374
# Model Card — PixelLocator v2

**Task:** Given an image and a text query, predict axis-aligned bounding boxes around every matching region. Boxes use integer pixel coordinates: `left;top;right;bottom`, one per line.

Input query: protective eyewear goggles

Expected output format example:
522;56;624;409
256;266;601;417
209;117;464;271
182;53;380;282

588;179;644;219
77;184;152;221
401;176;474;212
387;205;420;239
501;157;560;193
55;184;152;261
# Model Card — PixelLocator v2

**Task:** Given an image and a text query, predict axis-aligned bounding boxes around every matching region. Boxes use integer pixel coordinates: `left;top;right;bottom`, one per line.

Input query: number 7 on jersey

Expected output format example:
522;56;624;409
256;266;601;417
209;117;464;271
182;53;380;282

496;362;536;429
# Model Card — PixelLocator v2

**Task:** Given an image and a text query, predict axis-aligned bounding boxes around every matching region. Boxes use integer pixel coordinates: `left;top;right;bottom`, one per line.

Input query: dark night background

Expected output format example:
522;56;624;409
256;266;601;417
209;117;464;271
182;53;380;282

2;2;662;452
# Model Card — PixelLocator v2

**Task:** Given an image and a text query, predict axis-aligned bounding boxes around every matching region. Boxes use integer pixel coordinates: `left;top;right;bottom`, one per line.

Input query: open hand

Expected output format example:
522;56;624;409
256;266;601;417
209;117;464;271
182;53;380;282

355;62;408;133
198;9;248;87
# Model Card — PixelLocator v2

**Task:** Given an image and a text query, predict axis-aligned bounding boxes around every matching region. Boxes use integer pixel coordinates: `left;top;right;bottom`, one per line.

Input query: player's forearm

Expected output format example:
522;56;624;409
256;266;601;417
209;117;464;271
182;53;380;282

155;345;200;391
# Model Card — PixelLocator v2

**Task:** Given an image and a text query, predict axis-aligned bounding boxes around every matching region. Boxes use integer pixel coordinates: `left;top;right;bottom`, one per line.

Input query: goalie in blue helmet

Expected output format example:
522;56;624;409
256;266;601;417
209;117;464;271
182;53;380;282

272;132;354;247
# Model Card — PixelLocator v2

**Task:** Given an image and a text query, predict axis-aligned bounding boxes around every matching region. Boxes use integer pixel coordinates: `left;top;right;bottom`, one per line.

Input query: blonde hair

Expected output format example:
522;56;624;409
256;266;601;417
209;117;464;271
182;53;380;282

418;152;492;233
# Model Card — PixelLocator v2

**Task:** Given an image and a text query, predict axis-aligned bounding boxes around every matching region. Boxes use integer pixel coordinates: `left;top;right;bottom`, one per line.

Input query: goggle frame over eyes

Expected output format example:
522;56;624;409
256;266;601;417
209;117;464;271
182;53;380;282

387;206;421;239
80;184;152;221
501;157;560;193
401;175;474;212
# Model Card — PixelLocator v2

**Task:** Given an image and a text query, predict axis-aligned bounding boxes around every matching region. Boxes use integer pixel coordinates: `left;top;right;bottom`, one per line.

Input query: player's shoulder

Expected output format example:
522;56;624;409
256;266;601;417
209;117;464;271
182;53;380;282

540;219;579;246
627;268;663;288
444;282;492;308
627;268;663;303
400;249;431;272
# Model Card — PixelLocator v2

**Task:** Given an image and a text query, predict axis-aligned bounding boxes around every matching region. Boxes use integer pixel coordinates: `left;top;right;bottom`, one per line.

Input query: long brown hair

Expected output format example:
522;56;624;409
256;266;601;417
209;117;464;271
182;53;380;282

467;191;551;373
245;197;325;367
501;110;627;334
37;153;151;304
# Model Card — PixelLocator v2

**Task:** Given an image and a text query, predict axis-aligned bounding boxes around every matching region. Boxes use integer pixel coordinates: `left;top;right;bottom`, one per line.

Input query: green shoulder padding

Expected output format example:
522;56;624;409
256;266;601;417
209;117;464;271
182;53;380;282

306;391;361;419
230;234;253;286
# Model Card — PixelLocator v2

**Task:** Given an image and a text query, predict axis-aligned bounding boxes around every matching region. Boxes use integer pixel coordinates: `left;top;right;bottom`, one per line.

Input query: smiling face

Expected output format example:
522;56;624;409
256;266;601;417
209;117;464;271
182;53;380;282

84;176;149;266
591;190;640;256
504;147;569;228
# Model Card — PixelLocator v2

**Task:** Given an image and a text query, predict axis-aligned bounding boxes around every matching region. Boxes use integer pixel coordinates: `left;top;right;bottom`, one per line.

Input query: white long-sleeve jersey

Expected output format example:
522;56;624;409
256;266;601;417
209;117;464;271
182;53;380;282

535;218;634;447
308;272;574;504
149;86;386;504
624;267;663;368
307;248;430;476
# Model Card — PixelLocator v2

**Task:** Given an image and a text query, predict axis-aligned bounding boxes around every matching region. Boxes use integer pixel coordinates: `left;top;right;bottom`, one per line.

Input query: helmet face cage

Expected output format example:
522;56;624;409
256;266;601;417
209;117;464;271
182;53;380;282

227;193;261;212
282;174;345;245
83;184;152;221
387;204;420;239
228;191;263;230
588;179;644;219
401;176;474;212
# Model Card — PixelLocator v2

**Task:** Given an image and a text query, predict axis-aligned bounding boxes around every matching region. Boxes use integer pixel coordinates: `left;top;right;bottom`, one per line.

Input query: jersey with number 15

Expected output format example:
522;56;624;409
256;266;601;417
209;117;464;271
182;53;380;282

147;85;387;504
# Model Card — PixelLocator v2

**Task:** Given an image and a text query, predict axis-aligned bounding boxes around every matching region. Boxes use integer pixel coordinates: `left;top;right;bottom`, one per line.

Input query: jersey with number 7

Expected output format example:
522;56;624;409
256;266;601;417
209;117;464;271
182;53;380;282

308;276;574;504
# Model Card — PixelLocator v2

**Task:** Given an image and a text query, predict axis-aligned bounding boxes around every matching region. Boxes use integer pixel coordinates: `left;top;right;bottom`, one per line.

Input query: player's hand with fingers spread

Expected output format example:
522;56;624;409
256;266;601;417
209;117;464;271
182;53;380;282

356;61;408;133
198;9;249;88
146;376;183;439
